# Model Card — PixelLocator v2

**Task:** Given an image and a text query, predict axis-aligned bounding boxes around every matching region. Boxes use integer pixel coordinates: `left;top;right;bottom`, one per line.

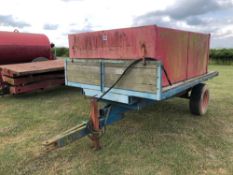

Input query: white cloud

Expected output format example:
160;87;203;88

0;0;175;46
0;0;232;48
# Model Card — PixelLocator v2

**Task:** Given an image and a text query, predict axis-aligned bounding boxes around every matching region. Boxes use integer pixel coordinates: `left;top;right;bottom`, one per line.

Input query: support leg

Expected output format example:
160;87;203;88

88;99;101;150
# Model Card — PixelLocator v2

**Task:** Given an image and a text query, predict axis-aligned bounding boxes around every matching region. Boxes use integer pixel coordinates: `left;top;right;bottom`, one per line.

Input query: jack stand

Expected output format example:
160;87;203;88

87;99;101;150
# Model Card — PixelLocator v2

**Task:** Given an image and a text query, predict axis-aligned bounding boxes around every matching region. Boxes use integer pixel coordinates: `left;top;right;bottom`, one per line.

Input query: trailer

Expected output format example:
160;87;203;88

44;25;218;150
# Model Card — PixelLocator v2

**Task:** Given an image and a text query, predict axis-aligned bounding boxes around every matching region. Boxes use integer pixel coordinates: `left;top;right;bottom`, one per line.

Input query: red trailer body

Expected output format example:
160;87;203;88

0;31;53;65
69;25;210;87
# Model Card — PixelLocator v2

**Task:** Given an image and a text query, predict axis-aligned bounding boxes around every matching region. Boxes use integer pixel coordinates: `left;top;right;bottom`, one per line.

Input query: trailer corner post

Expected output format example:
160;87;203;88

156;62;162;100
65;58;68;85
100;61;105;92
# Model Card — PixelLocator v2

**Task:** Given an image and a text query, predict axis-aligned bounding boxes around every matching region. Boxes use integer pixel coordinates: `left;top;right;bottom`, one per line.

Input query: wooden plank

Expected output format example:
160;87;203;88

67;64;100;73
105;67;156;84
9;79;64;94
105;64;157;92
2;73;64;86
0;60;64;77
67;70;100;85
66;61;100;85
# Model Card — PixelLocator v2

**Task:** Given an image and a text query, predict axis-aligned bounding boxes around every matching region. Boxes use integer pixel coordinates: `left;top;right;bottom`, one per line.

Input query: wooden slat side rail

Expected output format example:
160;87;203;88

104;62;157;93
66;62;100;85
66;59;157;93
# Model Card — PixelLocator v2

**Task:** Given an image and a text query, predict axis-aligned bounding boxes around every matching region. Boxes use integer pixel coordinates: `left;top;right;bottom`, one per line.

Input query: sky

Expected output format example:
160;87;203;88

0;0;232;48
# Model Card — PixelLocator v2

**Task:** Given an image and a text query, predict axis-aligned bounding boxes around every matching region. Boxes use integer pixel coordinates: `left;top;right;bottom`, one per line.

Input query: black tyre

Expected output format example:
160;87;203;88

189;83;209;116
32;57;48;62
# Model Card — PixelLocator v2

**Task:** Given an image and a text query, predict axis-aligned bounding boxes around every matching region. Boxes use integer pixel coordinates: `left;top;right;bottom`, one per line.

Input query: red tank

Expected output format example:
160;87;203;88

0;31;53;65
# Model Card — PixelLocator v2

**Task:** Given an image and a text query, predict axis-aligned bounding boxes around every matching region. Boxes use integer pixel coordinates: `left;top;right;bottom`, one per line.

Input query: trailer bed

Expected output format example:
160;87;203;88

0;60;64;94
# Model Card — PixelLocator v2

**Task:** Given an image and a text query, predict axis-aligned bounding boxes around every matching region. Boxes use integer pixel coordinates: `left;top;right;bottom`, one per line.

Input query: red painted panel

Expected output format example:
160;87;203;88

187;33;209;78
156;27;189;86
0;31;52;65
69;25;157;59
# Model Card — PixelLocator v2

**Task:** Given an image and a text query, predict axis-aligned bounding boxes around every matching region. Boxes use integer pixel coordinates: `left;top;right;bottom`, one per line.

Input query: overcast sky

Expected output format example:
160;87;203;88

0;0;232;48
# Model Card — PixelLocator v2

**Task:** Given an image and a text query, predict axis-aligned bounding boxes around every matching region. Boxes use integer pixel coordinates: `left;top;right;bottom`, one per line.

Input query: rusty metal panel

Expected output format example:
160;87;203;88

156;27;189;86
69;25;157;59
187;32;209;78
0;31;53;65
156;27;209;86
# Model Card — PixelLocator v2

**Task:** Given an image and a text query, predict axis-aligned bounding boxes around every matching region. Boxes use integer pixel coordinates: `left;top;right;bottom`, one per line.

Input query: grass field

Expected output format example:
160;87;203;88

0;65;232;175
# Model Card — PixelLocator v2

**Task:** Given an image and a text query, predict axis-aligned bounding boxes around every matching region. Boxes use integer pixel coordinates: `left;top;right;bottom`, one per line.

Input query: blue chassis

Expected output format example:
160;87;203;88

54;59;218;148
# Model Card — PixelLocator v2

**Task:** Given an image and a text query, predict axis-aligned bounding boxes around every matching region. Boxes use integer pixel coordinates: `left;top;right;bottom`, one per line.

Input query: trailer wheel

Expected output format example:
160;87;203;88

32;57;48;62
189;83;209;116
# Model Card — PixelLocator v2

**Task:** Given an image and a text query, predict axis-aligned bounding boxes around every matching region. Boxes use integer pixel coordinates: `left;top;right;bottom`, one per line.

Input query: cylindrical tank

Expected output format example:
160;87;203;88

0;31;53;65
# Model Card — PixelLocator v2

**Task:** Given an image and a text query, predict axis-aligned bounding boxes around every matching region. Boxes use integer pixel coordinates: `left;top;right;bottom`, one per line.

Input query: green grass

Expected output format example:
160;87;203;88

0;65;232;175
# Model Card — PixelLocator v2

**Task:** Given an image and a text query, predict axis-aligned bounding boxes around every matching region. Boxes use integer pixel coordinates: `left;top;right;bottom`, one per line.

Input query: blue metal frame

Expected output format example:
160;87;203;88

161;71;218;100
49;99;155;148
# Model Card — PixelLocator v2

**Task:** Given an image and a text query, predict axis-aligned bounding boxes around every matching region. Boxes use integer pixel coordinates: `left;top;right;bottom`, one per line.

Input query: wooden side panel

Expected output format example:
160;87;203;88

66;61;100;85
104;62;157;93
66;60;157;93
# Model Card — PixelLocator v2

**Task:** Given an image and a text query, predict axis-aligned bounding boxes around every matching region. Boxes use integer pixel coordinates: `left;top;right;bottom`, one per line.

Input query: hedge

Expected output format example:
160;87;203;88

55;47;233;64
55;47;69;57
210;49;233;64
